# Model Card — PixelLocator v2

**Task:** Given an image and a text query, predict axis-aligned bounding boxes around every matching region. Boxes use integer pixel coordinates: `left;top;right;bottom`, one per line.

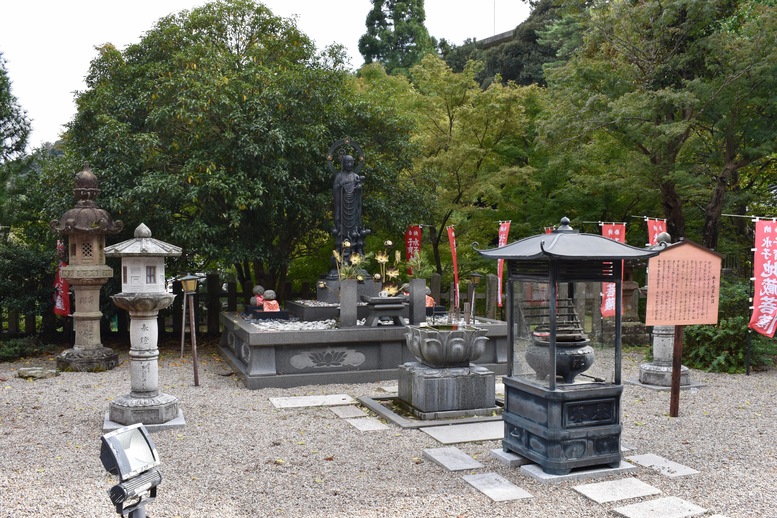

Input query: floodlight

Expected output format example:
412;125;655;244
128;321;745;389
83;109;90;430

100;424;162;517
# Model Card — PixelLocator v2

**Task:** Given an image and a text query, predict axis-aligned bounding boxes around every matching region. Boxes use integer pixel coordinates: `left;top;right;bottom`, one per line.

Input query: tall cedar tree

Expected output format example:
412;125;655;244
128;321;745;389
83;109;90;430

358;0;435;74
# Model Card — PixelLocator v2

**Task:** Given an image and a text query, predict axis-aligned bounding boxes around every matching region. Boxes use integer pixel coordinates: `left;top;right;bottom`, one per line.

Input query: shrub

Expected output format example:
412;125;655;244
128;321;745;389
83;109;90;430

684;277;777;373
0;336;55;362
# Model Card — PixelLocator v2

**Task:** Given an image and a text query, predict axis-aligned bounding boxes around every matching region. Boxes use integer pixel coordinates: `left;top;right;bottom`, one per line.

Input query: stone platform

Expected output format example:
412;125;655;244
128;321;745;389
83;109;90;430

219;312;508;389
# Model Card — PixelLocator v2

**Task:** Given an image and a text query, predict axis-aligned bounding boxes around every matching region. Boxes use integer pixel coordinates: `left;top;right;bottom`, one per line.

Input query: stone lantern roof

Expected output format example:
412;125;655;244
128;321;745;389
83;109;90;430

50;163;123;236
104;223;182;258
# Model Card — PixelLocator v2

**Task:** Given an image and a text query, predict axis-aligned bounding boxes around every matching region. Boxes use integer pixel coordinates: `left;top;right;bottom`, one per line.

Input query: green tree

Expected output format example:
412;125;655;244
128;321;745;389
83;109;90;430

65;0;417;297
540;0;777;247
407;55;542;274
358;0;436;75
0;53;30;164
0;52;32;227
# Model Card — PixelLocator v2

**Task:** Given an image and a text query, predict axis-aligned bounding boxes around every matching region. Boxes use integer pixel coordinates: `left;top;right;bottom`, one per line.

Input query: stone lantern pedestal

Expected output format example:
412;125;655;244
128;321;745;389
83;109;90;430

108;293;179;425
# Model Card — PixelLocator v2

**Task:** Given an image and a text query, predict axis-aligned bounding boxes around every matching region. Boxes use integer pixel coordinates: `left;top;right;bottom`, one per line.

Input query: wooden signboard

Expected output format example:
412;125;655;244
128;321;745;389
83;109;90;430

645;240;722;417
645;240;722;327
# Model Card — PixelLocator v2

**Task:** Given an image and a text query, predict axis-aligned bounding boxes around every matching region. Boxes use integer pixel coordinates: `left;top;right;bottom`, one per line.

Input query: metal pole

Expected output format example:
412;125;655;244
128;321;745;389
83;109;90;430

188;293;200;387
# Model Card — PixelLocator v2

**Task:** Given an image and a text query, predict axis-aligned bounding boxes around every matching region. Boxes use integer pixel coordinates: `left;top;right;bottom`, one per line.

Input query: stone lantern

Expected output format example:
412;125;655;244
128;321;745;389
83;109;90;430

50;164;123;372
104;223;183;428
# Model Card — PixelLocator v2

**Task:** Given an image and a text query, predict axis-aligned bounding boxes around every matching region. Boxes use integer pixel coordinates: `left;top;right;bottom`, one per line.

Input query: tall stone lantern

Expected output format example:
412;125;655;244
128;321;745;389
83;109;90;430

51;164;123;372
104;223;183;428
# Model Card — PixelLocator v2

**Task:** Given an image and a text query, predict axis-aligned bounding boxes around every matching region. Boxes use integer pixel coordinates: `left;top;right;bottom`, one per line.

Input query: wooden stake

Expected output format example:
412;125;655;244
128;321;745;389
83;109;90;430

669;325;684;417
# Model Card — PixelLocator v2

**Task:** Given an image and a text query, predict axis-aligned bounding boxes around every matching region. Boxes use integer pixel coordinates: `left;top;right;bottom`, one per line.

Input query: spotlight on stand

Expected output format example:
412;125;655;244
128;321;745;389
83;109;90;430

100;423;162;518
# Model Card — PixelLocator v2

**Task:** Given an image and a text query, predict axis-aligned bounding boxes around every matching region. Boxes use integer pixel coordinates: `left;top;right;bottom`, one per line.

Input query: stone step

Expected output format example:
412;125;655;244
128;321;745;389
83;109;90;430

462;472;533;502
422;447;483;471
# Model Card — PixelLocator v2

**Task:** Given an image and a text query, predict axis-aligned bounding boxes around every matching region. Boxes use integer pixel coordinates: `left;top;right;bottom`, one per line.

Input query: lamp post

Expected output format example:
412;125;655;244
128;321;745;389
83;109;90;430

178;274;202;387
469;272;482;321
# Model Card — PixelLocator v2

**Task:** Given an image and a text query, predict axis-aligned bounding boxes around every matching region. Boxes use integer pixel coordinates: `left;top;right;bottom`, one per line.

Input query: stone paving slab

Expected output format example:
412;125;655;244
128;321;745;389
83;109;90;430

269;394;355;409
330;405;368;418
423;447;484;471
573;477;661;504
490;448;533;467
419;421;503;444
613;496;707;518
521;461;637;484
626;453;699;477
344;417;390;431
462;472;533;502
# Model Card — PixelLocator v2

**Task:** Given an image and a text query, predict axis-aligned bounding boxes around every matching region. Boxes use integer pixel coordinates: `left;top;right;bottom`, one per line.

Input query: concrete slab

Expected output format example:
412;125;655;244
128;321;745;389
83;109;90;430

269;394;355;409
420;421;503;444
423;447;484;471
521;461;637;484
102;409;186;433
344;417;390;431
330;405;368;419
613;496;707;517
490;448;532;468
573;478;661;504
626;454;699;477
462;472;532;502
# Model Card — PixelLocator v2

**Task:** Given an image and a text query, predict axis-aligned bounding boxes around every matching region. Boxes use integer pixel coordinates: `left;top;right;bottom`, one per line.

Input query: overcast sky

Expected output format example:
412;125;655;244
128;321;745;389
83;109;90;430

0;1;531;149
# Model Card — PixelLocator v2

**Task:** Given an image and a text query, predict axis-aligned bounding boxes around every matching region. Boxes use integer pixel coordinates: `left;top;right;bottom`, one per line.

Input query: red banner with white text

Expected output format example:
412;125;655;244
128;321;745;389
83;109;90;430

497;221;511;308
53;240;70;316
646;218;666;246
405;225;422;275
601;223;626;317
749;220;777;337
447;226;460;310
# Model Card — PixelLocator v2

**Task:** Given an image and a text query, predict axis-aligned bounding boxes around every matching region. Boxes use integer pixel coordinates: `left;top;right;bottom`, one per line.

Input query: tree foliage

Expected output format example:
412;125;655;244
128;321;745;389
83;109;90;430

540;0;777;250
358;0;436;75
0;53;30;164
64;0;418;294
405;55;543;275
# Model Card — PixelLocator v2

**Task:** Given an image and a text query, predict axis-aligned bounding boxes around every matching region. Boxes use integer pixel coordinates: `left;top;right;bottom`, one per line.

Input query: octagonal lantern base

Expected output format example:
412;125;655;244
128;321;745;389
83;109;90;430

56;347;118;372
109;393;180;426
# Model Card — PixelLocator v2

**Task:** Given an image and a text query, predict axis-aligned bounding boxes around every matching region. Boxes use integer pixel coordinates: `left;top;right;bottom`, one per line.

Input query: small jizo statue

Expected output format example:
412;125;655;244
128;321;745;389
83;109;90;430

250;285;265;306
262;290;280;312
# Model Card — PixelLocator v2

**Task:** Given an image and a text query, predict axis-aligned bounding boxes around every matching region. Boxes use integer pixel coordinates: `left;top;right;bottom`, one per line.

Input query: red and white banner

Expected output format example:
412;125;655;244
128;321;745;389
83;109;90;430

749;219;777;337
600;223;626;317
53;240;70;316
497;221;511;308
405;225;422;275
447;226;460;310
646;218;666;246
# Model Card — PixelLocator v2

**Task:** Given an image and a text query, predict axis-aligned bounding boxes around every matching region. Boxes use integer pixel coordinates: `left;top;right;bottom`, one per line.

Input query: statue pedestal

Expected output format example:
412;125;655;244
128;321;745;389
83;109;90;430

398;362;498;419
639;325;690;386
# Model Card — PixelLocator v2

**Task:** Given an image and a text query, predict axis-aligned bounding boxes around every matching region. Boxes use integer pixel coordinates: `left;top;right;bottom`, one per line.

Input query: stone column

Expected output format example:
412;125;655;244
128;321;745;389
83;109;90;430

339;279;358;327
109;294;179;425
639;325;690;386
408;278;426;325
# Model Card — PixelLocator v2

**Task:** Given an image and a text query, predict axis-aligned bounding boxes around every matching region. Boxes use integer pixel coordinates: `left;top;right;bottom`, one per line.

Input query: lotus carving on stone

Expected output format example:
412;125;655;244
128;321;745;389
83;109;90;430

404;325;488;369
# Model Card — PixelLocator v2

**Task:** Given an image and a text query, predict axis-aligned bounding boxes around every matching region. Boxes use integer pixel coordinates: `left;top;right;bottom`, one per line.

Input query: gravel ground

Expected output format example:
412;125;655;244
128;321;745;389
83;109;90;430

1;339;775;518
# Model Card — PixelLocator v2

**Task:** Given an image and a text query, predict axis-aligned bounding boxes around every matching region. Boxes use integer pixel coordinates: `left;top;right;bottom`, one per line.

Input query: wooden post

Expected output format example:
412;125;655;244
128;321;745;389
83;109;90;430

189;293;200;387
206;273;221;335
227;281;238;312
669;325;684;417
